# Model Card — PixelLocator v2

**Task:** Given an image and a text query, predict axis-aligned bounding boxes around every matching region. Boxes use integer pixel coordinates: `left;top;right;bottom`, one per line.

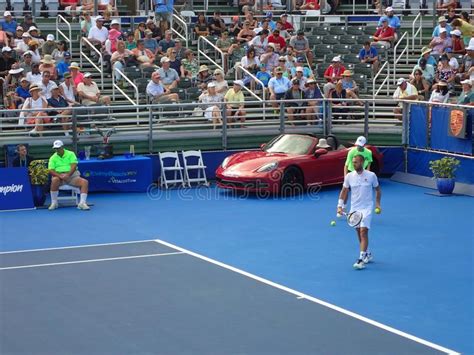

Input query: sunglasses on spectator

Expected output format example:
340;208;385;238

279;60;285;62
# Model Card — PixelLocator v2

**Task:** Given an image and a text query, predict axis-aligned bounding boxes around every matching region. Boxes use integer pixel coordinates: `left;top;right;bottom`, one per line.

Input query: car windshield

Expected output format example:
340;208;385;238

265;135;314;155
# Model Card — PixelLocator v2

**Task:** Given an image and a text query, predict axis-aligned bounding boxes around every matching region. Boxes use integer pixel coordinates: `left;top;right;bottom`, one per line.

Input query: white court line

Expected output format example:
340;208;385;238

0;252;184;271
154;238;460;355
0;239;159;255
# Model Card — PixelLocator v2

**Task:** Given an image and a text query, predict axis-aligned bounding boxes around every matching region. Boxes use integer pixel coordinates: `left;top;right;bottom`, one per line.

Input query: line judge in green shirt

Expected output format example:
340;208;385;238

48;140;90;211
344;136;373;175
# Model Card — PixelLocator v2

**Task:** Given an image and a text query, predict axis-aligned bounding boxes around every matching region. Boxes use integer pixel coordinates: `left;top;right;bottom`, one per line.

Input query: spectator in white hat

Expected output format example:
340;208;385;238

199;81;224;129
20;50;34;74
12;26;25;48
88;16;109;50
4;64;24;90
323;56;346;96
48;140;90;211
212;68;228;94
19;84;50;135
158;56;180;90
432;16;452;38
77;72;111;106
42;34;57;56
429;28;452;55
1;11;17;39
429;81;450;103
456;79;474;105
371;18;395;48
224;80;246;127
344;136;373;175
450;29;465;54
15;32;32;55
456;44;474;84
0;46;15;77
377;7;400;35
393;78;418;118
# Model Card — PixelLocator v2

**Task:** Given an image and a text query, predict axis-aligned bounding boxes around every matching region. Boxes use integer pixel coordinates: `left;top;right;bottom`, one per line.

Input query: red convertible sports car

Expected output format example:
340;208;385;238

215;134;383;194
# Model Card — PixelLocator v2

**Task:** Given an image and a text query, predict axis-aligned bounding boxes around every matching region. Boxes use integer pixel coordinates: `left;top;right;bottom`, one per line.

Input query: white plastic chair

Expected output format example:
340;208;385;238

182;150;208;187
180;10;196;23
159;151;185;188
58;185;80;205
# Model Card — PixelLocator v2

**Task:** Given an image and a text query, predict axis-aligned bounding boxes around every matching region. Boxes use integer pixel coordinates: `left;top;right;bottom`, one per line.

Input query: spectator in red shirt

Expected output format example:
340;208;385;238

268;29;286;53
323;56;346;96
299;0;320;10
371;18;395;48
279;14;294;34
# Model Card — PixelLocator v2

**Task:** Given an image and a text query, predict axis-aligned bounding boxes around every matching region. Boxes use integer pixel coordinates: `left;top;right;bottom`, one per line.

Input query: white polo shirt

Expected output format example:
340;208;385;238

88;25;109;43
343;170;379;212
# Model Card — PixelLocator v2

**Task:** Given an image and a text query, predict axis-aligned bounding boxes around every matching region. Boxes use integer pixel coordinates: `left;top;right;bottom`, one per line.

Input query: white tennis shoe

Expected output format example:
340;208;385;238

353;259;365;270
363;252;373;264
77;202;90;210
48;202;58;210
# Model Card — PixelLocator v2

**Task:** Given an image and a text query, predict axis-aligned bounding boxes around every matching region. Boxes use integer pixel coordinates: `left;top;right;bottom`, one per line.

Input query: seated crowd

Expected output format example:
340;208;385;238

0;5;473;134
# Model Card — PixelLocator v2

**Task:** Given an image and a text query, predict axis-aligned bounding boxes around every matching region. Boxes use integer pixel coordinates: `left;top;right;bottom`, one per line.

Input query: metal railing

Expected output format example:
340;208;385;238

79;37;104;90
56;15;73;57
0;98;413;153
235;66;266;102
111;68;140;125
373;60;390;100
171;13;189;48
197;36;226;73
393;31;409;85
411;12;423;53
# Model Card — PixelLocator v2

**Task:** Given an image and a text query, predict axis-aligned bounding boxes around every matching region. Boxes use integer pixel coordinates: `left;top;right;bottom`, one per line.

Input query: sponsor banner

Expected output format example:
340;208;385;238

0;168;34;211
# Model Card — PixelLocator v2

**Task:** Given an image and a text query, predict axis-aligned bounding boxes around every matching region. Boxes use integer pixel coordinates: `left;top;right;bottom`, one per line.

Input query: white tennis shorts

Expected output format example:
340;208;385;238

356;208;372;229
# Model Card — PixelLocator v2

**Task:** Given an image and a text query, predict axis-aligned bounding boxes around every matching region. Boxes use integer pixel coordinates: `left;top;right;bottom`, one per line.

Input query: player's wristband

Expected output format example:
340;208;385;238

337;199;346;208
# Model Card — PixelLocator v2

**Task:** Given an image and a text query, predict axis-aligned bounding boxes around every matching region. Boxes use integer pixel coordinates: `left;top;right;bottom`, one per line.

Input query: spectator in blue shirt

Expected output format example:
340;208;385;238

378;7;400;33
1;11;18;38
418;46;438;67
144;30;159;56
47;83;71;136
256;63;272;89
432;16;452;38
359;41;380;73
268;66;291;108
56;51;71;79
262;12;277;32
14;78;31;108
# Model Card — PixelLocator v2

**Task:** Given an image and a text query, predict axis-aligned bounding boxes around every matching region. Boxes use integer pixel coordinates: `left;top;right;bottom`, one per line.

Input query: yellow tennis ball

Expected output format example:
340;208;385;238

330;220;336;226
375;207;381;214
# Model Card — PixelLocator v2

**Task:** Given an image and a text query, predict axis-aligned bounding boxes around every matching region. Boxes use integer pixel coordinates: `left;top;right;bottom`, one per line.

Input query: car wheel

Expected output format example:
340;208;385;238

280;167;304;196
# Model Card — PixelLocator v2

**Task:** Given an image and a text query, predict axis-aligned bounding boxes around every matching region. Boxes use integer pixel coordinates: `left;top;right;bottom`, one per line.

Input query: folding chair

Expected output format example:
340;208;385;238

159;151;185;188
58;185;80;205
182;150;208;187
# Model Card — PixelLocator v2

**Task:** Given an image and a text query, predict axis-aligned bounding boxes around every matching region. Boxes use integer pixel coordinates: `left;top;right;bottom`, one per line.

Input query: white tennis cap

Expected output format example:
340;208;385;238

233;80;244;86
4;11;12;17
397;77;406;85
207;81;216;88
460;79;472;86
52;140;64;149
47;34;55;41
355;136;366;147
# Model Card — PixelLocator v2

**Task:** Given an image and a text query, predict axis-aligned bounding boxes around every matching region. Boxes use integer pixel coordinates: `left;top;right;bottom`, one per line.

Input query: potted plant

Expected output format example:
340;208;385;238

429;156;460;194
29;160;50;206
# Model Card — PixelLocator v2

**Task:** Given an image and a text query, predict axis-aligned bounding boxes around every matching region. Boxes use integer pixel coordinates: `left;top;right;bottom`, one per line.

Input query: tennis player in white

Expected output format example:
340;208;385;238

337;155;382;270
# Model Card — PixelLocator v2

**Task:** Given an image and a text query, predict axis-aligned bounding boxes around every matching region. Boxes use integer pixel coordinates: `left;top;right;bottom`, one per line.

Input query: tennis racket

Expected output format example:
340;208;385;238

337;210;363;227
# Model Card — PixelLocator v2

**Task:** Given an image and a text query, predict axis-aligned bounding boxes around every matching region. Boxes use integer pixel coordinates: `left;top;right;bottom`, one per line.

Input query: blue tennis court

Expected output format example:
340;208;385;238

0;179;471;354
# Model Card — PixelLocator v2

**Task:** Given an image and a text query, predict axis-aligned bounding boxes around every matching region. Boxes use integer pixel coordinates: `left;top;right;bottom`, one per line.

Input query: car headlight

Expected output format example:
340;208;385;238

221;157;230;168
256;161;279;173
